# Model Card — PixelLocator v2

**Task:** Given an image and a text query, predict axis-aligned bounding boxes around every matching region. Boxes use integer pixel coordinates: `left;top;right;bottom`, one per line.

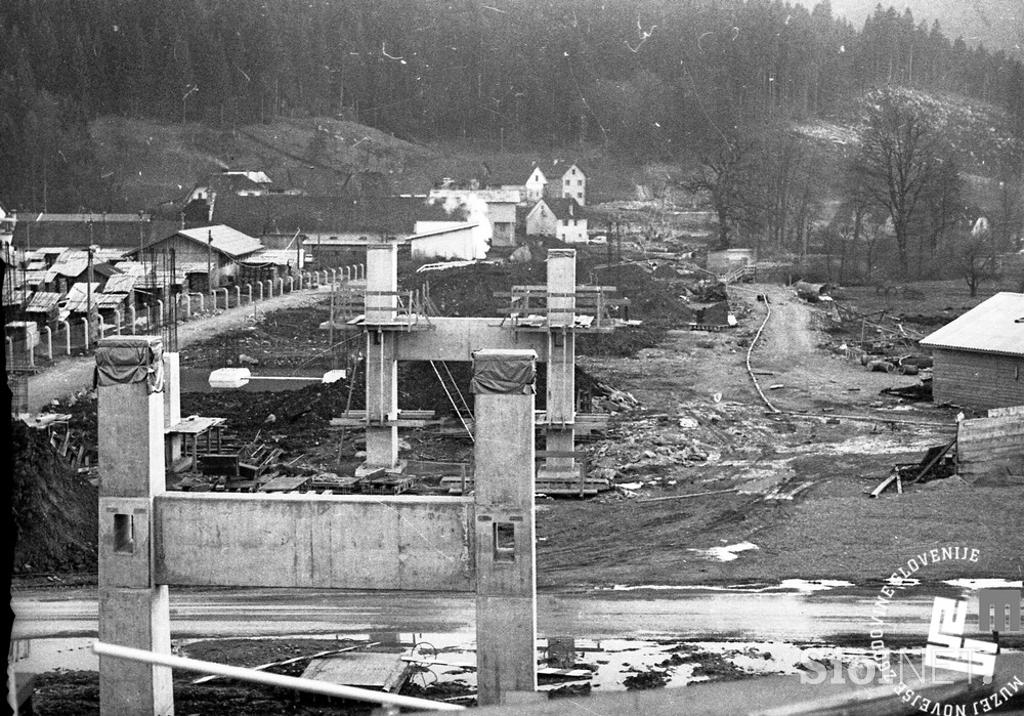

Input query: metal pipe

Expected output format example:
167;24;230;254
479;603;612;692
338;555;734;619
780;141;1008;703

92;642;463;711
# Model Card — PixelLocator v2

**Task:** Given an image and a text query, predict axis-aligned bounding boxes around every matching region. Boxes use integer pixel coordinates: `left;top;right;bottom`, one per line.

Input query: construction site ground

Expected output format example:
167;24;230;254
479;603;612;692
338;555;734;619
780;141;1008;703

14;267;1024;715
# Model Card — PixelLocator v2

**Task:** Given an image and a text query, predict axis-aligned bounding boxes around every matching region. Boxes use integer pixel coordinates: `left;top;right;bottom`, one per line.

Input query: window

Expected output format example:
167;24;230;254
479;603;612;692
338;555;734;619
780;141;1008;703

577;180;583;186
565;179;570;187
578;192;583;199
494;522;515;561
114;514;135;553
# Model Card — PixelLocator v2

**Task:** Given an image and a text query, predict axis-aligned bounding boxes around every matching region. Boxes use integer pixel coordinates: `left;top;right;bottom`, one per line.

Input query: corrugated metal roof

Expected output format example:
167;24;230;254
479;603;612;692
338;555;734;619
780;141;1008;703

239;248;306;266
920;292;1024;357
102;274;138;293
23;291;63;313
176;225;263;258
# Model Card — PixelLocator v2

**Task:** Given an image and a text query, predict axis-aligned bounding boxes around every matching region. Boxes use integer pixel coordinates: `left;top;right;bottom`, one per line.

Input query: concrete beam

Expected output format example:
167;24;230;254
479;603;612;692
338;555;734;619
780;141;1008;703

395;318;547;362
153;493;475;591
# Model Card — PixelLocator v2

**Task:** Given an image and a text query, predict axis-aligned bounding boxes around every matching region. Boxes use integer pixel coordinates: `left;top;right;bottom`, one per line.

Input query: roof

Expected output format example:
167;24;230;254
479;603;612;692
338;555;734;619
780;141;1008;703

920;292;1024;357
23;291;63;313
543;198;586;221
12;215;177;250
177;225;263;257
210;195;458;237
221;170;272;184
102;273;138;293
408;222;481;240
481;159;585;186
136;225;263;259
239;248;306;267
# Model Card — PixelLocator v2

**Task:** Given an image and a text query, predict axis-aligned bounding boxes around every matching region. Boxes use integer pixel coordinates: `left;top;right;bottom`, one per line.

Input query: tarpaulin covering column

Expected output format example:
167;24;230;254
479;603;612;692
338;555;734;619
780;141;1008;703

470;349;536;394
96;336;164;393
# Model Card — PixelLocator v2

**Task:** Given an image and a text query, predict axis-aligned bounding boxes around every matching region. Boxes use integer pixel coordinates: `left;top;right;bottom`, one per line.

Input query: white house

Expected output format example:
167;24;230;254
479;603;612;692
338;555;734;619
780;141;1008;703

526;198;587;243
0;204;15;246
524;166;548;203
409;221;488;261
559;164;586;205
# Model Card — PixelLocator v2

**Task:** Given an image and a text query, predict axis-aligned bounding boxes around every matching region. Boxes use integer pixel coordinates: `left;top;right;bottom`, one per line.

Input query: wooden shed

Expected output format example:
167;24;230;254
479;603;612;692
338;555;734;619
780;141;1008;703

920;292;1024;411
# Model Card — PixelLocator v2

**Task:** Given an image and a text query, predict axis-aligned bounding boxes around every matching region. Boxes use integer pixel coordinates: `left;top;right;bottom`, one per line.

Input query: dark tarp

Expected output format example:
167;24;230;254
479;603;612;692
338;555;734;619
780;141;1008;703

471;353;536;394
95;338;164;393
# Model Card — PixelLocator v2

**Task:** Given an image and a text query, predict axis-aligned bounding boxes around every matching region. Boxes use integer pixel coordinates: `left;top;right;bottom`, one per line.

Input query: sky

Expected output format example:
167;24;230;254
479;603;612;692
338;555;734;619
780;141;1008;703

794;0;1023;58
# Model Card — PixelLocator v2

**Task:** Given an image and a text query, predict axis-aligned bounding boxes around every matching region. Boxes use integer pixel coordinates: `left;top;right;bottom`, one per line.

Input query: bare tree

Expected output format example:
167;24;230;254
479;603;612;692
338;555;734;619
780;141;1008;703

952;217;998;297
851;89;951;277
687;135;765;250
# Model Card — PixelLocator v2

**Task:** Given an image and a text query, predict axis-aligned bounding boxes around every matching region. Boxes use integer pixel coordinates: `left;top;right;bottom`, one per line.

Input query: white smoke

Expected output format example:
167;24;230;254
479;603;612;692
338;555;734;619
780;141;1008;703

435;194;491;259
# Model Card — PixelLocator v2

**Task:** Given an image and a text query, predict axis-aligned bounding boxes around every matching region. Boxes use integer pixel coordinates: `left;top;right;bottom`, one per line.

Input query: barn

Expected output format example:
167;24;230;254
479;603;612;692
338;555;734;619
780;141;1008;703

919;292;1024;411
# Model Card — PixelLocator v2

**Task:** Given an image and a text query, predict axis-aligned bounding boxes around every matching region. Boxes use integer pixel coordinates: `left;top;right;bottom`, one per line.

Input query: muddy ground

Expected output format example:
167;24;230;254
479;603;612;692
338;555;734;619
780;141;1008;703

13;259;1024;713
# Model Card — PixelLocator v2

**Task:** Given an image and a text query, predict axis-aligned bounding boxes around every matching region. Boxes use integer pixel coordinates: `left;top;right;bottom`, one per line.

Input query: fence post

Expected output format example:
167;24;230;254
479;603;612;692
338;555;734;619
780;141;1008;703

61;320;71;354
43;325;53;361
267;279;274;298
235;285;242;306
276;277;283;295
114;308;122;335
221;287;229;309
156;299;164;328
129;306;137;335
209;290;217;311
360;264;365;280
82;317;90;351
287;276;294;293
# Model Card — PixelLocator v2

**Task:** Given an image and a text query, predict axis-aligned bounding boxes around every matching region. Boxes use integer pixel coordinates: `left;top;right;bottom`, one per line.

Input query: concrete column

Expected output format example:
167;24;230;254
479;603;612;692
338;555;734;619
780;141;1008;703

472;349;538;706
220;288;229;308
60;320;71;354
287;275;294;293
330;268;337;286
362;242;400;472
113;309;122;335
163;352;182;467
235;285;241;306
276;277;284;295
43;326;52;361
95;336;173;715
156;300;164;328
544;249;577;477
82;317;91;351
246;284;252;304
27;340;34;367
257;281;264;301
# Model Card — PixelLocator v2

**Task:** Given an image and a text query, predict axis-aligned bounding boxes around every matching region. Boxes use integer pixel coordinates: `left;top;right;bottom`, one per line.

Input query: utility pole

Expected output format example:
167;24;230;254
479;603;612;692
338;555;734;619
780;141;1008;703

87;239;96;342
206;229;213;291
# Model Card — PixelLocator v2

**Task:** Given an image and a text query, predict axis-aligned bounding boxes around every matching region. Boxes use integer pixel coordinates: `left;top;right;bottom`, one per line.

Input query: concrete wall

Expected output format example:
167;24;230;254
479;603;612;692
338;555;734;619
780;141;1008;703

154;493;475;590
933;349;1024;411
957;414;1024;479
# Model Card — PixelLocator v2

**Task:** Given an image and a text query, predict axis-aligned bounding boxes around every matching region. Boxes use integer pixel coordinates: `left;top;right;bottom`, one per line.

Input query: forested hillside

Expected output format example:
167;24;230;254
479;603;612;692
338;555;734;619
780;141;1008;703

1;0;1022;211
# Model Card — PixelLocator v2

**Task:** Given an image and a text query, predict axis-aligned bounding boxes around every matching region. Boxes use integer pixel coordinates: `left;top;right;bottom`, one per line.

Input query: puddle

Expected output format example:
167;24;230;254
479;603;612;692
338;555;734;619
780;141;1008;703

688;541;760;562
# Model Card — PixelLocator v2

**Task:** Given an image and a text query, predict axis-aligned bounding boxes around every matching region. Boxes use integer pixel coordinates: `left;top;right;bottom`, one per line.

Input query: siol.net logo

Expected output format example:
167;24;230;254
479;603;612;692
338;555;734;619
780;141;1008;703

800;546;1024;715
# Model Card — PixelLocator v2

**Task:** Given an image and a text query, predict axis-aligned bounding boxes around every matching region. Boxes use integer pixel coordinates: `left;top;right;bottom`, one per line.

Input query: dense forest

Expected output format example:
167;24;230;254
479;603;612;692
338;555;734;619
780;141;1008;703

1;0;1022;213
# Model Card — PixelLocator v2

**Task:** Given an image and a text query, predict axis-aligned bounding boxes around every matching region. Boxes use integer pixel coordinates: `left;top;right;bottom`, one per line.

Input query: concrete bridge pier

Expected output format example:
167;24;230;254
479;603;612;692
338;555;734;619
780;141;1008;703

96;336;173;715
542;249;577;480
472;349;539;706
361;241;401;474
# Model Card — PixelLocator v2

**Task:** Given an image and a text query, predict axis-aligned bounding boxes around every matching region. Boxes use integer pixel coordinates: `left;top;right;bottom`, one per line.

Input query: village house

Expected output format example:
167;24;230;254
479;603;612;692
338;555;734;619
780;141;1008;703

408;221;487;261
0;204;15;245
481;160;587;206
128;224;263;291
920;292;1024;411
11;212;177;252
525;198;588;243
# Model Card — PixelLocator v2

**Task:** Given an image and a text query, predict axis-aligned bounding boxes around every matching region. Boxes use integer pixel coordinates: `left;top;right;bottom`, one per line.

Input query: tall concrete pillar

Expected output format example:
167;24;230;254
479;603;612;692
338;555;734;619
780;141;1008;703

472;349;538;706
362;242;399;472
95;336;173;716
544;249;576;477
162;352;182;466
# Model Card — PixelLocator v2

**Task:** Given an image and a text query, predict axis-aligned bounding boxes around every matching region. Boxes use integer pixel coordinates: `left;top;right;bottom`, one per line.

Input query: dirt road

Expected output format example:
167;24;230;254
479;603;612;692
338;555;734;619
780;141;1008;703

544;282;1023;588
25;284;341;411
